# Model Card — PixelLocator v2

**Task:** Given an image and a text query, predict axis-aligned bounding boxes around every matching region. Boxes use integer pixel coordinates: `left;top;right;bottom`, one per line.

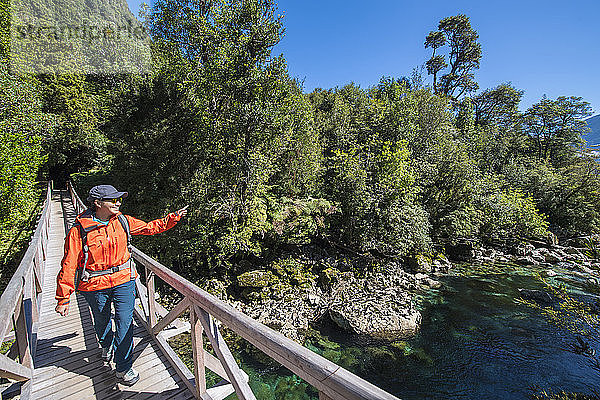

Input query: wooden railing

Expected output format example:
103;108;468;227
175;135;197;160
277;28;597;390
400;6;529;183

68;182;401;400
0;182;53;397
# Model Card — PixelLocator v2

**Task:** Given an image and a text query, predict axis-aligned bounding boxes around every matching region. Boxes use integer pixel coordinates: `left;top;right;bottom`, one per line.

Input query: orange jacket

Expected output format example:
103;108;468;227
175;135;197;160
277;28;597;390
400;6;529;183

56;210;182;306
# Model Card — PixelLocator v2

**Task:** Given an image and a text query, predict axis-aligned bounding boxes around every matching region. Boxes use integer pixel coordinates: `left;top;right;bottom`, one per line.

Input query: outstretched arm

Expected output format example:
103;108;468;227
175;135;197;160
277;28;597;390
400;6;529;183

127;206;188;236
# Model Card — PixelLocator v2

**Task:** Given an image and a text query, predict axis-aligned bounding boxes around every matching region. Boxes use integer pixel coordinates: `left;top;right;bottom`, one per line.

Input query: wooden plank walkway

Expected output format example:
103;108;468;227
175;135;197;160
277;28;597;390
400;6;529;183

29;191;194;400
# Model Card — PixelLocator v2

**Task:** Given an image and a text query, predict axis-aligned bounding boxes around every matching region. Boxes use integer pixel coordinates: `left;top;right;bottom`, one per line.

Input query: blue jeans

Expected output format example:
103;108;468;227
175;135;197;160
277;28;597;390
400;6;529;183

81;279;135;372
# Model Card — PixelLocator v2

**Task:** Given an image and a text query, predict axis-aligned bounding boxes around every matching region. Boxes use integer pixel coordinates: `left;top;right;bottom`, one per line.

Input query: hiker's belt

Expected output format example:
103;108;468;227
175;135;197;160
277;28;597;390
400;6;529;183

80;258;135;281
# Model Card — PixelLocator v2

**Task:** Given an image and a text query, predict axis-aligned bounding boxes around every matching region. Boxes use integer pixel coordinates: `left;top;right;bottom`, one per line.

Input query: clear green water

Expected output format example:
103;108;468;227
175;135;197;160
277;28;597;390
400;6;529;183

184;263;600;399
338;263;600;399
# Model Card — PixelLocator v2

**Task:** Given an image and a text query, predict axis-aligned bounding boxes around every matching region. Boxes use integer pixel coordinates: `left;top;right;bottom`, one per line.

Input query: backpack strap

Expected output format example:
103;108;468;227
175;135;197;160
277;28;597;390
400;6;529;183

73;221;97;287
117;214;131;249
117;214;136;279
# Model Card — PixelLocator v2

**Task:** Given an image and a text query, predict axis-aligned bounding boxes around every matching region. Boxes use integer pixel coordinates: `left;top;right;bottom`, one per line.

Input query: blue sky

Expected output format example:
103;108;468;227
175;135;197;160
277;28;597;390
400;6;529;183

127;0;599;115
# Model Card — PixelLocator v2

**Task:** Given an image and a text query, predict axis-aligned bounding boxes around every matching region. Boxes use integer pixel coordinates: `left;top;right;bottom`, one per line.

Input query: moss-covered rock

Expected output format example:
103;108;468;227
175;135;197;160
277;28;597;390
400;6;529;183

237;270;278;288
202;278;228;300
270;257;316;289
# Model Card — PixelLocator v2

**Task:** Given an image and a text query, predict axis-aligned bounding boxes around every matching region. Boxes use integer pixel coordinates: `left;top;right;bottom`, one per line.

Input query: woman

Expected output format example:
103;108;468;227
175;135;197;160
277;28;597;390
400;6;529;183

55;184;188;386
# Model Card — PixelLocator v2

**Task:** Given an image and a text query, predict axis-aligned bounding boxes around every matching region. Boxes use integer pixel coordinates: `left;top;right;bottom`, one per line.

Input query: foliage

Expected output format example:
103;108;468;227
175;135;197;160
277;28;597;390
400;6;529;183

0;339;13;355
424;14;482;100
0;63;55;258
40;73;108;182
310;80;432;257
4;4;593;286
102;0;324;276
503;156;600;235
472;83;523;129
523;96;592;166
479;188;549;239
269;197;337;245
582;237;600;260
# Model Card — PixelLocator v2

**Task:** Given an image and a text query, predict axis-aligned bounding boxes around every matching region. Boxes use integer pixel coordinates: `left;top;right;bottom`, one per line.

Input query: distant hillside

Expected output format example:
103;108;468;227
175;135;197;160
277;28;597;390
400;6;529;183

11;0;149;74
584;115;600;146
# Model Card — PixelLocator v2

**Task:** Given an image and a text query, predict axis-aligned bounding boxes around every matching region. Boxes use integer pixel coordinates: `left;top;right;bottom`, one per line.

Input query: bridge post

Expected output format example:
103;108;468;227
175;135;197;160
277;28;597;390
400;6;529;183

190;305;207;397
13;294;32;369
146;267;157;328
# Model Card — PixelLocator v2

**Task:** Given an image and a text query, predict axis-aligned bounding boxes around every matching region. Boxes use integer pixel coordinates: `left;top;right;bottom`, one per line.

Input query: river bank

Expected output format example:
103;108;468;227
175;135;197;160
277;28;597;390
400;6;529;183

197;236;600;345
167;253;600;399
160;235;600;398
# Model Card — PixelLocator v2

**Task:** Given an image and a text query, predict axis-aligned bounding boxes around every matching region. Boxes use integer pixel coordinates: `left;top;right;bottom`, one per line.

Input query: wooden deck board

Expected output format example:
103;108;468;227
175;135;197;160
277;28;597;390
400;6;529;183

32;341;159;395
28;191;194;399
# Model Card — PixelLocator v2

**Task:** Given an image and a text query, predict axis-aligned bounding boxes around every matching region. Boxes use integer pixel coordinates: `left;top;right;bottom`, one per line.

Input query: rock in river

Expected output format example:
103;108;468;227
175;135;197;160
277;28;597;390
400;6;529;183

325;270;422;338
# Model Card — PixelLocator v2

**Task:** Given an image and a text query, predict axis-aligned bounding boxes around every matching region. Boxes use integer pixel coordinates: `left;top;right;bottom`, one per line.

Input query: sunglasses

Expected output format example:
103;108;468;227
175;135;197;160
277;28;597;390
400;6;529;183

102;197;123;204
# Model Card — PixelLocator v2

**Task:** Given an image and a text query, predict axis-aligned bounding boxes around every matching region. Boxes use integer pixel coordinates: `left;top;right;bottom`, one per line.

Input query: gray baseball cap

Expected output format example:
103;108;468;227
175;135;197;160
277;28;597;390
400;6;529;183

87;185;129;202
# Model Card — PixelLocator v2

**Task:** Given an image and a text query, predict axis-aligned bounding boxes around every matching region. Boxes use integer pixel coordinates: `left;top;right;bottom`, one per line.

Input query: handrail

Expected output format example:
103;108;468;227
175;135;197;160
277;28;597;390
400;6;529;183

68;182;400;400
0;181;53;394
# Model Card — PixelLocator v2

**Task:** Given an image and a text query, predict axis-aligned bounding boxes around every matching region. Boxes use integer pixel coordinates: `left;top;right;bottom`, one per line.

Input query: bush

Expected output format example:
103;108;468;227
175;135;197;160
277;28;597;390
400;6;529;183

0;64;55;247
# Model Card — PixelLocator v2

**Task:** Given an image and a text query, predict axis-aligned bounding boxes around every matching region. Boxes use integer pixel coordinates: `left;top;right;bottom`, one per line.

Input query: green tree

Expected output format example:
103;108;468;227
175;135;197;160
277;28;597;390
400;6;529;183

0;62;56;256
523;96;592;166
40;73;107;183
472;83;523;129
503;154;600;235
104;0;323;273
310;80;436;256
424;14;482;100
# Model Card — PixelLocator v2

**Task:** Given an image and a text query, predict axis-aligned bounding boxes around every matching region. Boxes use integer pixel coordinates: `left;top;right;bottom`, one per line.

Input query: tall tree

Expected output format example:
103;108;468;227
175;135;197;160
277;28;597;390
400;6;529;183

40;73;106;183
106;0;323;268
425;14;482;101
524;96;592;165
472;83;523;129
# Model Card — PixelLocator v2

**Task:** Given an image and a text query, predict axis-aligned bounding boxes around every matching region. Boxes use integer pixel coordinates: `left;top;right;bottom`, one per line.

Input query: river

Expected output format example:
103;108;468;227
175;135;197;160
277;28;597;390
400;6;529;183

219;262;600;399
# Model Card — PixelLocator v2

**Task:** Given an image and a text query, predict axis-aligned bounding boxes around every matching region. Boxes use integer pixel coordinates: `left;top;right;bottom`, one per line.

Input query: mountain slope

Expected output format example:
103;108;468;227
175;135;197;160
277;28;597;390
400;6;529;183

584;115;600;145
10;0;148;74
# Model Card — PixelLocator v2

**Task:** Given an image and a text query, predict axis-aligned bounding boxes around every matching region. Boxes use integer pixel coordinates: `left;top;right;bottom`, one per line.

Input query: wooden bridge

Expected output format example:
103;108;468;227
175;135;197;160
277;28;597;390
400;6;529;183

0;182;401;400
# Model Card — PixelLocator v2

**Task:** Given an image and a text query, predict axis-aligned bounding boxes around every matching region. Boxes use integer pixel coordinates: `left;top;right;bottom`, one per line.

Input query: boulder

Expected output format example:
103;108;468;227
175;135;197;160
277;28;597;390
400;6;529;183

318;267;340;288
564;247;584;256
556;261;577;270
408;254;433;273
325;271;422;338
529;250;546;264
432;255;452;273
238;261;425;342
536;248;565;263
515;243;535;257
327;305;422;339
240;285;326;343
307;293;321;306
203;279;228;300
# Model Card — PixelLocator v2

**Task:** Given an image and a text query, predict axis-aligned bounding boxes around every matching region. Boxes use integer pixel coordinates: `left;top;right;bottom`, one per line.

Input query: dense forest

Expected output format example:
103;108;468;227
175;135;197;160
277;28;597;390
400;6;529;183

2;0;600;397
3;0;597;274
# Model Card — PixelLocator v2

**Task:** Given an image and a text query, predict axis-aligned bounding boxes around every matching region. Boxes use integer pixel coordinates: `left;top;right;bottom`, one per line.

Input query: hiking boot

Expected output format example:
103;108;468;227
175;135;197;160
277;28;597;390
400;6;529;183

101;344;113;362
116;367;140;386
